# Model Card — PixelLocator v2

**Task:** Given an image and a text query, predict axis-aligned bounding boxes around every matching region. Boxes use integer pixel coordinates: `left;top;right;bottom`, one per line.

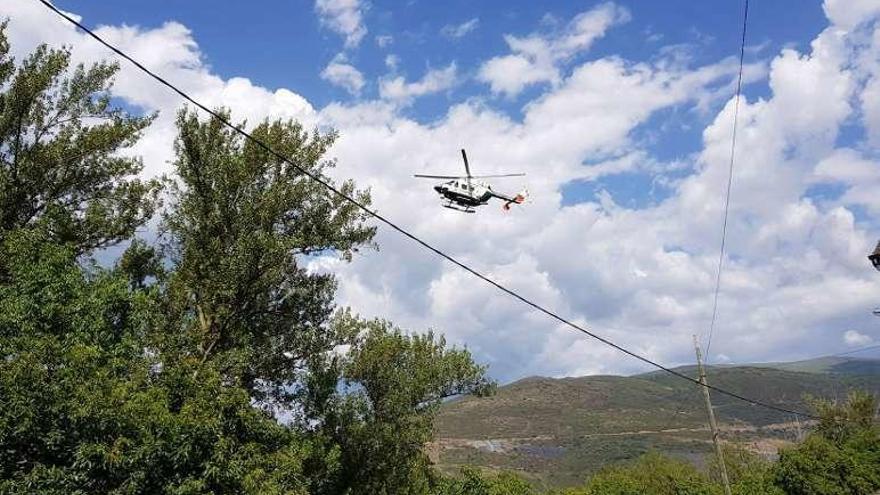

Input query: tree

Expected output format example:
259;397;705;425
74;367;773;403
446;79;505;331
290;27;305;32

570;451;719;495
711;446;783;495
775;391;880;495
160;108;375;403
305;314;496;495
0;231;310;494
0;23;160;255
156;108;495;494
435;467;533;495
116;237;165;289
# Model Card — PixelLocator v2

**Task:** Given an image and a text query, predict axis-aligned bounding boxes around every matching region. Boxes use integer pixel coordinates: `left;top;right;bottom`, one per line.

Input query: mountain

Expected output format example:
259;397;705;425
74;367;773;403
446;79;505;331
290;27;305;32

751;356;880;375
432;357;880;490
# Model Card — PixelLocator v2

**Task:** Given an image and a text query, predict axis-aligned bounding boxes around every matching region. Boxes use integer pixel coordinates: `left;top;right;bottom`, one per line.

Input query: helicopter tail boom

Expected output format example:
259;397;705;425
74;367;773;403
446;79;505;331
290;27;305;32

501;188;529;211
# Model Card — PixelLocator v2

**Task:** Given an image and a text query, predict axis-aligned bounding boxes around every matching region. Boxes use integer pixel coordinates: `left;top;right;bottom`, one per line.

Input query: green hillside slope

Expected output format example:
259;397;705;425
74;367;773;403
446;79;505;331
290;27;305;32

433;357;880;490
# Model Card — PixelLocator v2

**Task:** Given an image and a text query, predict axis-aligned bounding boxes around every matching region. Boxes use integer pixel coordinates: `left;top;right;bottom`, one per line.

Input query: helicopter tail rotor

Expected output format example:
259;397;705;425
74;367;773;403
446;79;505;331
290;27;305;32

502;188;529;211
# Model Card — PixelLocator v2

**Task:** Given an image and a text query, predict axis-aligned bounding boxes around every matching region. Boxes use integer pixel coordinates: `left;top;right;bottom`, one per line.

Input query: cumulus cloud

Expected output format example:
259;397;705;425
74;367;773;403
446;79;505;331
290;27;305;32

4;3;317;178
844;330;874;346
379;63;457;105
441;18;479;39
321;54;365;95
811;149;880;214
823;0;880;29
375;34;392;48
385;54;400;70
324;2;880;378
315;0;367;48
9;0;880;384
478;2;630;97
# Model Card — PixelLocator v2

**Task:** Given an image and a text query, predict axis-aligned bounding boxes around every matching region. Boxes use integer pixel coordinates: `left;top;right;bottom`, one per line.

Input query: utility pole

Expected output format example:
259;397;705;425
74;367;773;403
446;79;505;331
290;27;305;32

793;414;804;442
694;335;732;495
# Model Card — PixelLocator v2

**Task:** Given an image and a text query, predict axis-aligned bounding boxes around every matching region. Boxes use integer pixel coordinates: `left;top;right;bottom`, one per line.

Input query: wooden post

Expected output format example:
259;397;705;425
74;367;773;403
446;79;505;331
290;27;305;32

694;335;732;495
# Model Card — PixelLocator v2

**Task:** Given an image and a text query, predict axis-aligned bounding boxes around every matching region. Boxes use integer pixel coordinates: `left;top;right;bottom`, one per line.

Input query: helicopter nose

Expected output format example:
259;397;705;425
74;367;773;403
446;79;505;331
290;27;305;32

434;185;444;193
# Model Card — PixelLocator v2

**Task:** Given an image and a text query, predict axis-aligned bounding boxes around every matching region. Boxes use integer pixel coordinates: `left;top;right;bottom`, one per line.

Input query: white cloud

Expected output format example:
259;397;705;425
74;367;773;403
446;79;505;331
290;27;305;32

321;54;365;95
844;330;874;346
379;63;457;105
3;2;318;178
9;0;880;385
384;54;400;70
823;0;880;29
811;149;880;214
863;75;880;145
858;23;880;145
478;2;630;97
375;34;393;48
441;18;479;39
315;0;367;48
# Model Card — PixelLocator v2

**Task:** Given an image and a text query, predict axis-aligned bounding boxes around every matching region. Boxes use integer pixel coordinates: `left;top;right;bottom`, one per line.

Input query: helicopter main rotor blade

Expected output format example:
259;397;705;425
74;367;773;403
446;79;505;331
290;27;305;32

469;173;526;178
414;174;467;179
461;149;472;178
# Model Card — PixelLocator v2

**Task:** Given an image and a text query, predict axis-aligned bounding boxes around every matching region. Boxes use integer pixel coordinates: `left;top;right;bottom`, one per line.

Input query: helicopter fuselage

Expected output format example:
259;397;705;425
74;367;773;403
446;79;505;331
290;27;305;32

433;180;493;207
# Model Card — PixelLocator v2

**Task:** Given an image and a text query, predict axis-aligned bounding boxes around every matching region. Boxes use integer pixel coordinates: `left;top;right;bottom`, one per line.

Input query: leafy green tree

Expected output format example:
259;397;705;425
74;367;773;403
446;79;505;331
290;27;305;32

0;231;310;494
711;446;783;495
155;108;495;494
160;108;375;402
116;237;165;289
569;451;719;495
775;391;880;495
436;467;533;495
306;314;495;495
0;23;160;255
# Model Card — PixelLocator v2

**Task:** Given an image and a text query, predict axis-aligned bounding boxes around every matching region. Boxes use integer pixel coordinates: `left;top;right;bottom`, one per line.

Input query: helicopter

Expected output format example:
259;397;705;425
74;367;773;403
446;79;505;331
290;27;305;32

414;149;528;213
870;240;880;317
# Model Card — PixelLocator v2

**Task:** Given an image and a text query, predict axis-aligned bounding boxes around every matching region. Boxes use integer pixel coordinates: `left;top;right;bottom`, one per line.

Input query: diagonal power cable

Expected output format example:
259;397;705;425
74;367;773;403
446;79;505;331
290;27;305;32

831;343;880;358
705;0;750;361
35;0;817;420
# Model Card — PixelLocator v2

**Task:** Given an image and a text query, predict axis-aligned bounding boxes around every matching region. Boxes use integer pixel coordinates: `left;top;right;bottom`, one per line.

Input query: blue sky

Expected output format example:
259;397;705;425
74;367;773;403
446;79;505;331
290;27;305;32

64;0;833;210
9;0;880;381
66;1;825;110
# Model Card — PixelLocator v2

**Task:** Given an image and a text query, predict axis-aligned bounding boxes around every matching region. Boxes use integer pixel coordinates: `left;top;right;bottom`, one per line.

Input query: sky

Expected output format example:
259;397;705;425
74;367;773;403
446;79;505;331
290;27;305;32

5;0;880;383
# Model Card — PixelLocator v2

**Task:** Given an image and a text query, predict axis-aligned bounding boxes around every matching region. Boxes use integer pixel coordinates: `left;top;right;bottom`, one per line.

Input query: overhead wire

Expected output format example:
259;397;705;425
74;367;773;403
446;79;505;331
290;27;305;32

704;0;750;362
833;343;880;357
34;0;819;420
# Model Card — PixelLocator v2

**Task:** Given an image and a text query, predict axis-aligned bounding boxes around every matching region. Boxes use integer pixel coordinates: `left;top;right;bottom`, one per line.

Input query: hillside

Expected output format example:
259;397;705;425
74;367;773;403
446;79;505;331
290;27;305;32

433;357;880;490
754;356;880;375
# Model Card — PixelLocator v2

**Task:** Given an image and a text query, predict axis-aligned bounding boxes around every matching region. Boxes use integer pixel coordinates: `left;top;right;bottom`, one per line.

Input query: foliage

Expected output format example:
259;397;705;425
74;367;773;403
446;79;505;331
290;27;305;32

116;237;164;289
0;231;309;494
569;451;718;495
774;391;880;495
305;314;495;495
714;446;784;495
809;390;878;445
160;108;376;403
0;23;160;255
435;467;533;495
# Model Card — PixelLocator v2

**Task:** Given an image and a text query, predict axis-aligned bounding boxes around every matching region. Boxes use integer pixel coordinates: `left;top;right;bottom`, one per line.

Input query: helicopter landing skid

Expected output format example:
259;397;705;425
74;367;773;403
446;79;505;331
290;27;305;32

443;203;475;213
